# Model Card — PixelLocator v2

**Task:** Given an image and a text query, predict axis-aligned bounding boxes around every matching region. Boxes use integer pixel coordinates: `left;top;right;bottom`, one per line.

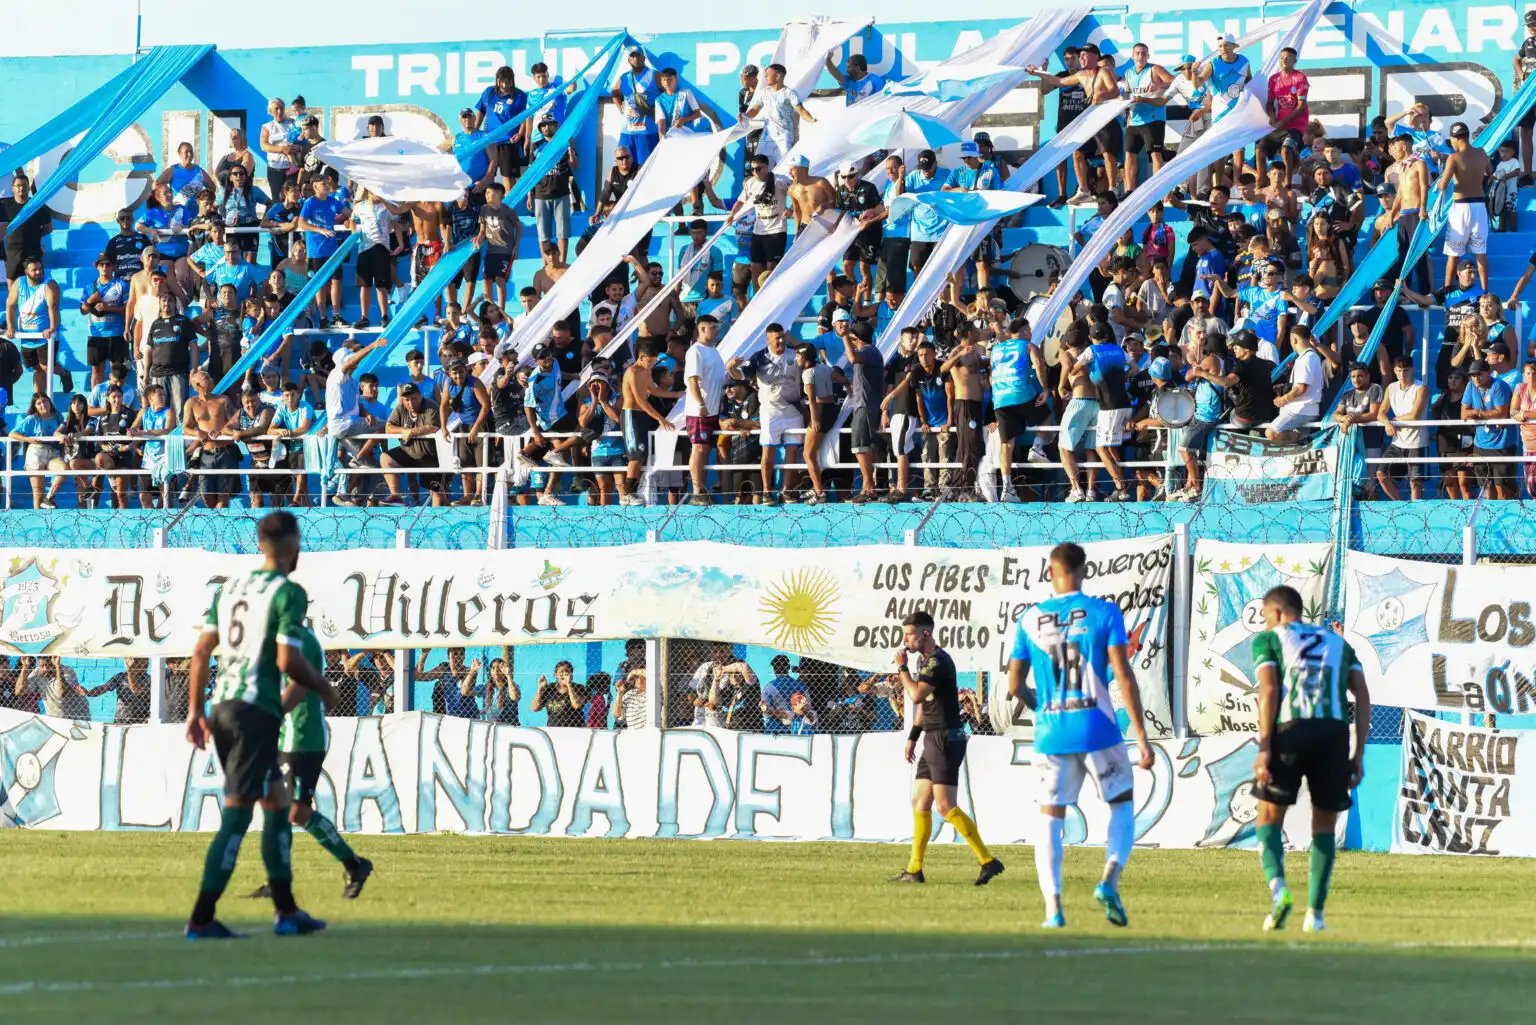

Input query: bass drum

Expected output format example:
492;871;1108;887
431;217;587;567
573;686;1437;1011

1023;295;1078;367
1008;244;1072;301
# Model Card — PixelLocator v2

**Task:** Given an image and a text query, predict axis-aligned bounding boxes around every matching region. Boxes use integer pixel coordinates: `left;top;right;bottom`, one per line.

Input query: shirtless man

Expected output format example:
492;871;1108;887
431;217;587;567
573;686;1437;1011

787;154;838;232
408;200;454;323
623;255;687;338
182;370;239;509
531;242;570;297
123;251;176;382
1057;329;1101;502
1028;46;1123;203
1436;121;1492;290
1379;133;1431;290
939;315;989;496
619;338;680;504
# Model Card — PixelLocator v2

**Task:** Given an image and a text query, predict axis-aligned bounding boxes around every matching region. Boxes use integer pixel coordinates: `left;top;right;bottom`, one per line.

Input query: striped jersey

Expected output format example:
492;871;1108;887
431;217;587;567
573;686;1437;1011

279;626;329;753
204;569;309;718
1251;622;1359;724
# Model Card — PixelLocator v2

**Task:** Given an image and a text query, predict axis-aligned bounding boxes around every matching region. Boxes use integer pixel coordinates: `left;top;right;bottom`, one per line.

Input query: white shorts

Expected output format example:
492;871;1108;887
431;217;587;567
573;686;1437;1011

1095;407;1132;448
888;413;920;456
759;407;805;447
1059;397;1099;450
1444;201;1490;257
1038;744;1134;808
1269;402;1318;434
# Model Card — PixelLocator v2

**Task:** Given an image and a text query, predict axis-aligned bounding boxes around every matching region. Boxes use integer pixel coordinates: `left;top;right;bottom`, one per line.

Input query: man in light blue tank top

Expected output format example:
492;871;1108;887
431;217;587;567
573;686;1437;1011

1008;542;1154;930
1119;43;1174;192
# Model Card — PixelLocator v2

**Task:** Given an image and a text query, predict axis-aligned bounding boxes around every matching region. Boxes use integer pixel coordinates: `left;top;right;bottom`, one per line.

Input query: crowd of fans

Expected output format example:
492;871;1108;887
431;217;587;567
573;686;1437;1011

1;34;1535;508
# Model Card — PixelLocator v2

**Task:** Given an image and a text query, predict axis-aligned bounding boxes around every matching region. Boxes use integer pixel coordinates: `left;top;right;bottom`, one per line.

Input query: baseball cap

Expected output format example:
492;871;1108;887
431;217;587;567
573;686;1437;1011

445;357;468;371
1373;278;1393;290
1089;323;1112;342
973;131;992;145
531;343;553;360
840;159;860;177
494;340;517;360
831;308;852;323
959;140;980;158
94;252;110;265
398;382;420;396
1449;121;1470;138
459;107;475;119
1469;359;1492;375
1125;330;1146;345
789;152;811;169
1527;8;1536;24
538;113;558;127
626;44;644;56
405;348;425;361
1149;357;1173;381
260;364;280;377
1487;341;1511;358
1221;31;1239;44
1229;332;1257;351
1178;53;1197;66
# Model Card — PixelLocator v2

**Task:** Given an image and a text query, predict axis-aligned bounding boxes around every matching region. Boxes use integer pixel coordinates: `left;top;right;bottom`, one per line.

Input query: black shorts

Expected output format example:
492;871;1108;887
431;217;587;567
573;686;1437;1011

1475;445;1515;487
208;699;282;801
1523;106;1536;131
251;450;293;494
750;232;787;265
1259;127;1304;157
86;334;128;367
970;233;998;266
995;401;1045;444
813;404;840;434
307;252;348;273
915;727;968;787
1253;718;1353;813
1124;122;1165;156
383;446;445;491
20;345;51;370
845;232;880;265
452;251;482;289
483;252;511;282
494;143;525;182
849;408;876;454
623;408;658;462
279;751;327;806
908;240;938;273
1093;118;1124;158
356;243;394;288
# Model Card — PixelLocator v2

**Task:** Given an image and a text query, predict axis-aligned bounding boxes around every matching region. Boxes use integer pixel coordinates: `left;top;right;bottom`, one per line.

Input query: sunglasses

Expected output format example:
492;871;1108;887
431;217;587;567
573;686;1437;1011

616;154;632;160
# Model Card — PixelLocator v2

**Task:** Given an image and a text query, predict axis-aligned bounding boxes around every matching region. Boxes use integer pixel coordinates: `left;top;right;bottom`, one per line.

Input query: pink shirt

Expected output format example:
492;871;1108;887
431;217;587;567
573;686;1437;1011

1514;381;1536;451
1269;70;1310;133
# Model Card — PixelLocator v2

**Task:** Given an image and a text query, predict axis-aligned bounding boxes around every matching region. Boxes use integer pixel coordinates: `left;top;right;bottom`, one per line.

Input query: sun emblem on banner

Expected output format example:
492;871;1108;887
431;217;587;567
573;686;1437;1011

759;568;840;652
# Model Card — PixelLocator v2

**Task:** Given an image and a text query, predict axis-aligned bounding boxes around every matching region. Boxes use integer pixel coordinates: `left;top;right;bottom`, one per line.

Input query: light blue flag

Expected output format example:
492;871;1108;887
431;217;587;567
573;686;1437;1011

6;46;213;239
0;62;137;176
886;189;1041;226
212;232;363;394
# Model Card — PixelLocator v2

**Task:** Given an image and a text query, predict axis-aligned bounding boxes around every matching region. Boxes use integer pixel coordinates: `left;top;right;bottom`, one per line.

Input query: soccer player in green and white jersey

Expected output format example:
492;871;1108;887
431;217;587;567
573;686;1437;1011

247;624;374;901
1251;585;1372;935
184;511;338;939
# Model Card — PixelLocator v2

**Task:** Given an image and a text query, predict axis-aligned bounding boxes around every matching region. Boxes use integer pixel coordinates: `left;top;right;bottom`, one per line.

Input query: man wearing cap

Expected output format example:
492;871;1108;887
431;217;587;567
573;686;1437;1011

379;383;444;506
613;47;661;166
81;252;131;389
1198;34;1253;175
942;141;1003;290
1120;43;1174;193
1222;331;1278;431
744;62;816;168
903;150;947;275
732;154;790;285
1262;47;1309;186
1435;121;1493;292
835;163;884;300
439;108;495;193
1462;359;1517;499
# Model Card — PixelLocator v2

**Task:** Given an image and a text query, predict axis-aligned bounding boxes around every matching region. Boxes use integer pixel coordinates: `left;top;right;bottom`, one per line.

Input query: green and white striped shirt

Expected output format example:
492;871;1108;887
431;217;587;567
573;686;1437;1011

1252;622;1359;724
204;569;310;719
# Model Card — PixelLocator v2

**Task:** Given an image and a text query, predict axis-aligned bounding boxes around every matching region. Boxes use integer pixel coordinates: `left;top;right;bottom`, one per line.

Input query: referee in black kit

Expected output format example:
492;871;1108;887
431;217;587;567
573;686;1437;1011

892;610;1004;885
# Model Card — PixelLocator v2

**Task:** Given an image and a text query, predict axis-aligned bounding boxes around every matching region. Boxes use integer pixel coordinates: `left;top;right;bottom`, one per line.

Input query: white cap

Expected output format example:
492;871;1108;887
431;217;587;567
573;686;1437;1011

840;160;860;177
959;140;980;158
789;152;811;168
1221;32;1239;44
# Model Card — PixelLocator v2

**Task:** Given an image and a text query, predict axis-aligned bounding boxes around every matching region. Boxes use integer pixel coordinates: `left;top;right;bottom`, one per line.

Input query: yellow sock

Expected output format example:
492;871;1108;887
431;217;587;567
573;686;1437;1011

908;810;933;873
945;807;994;865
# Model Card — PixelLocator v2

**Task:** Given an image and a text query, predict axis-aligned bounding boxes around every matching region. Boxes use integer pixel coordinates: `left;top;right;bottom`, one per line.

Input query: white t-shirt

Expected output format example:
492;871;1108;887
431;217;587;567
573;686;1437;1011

744;175;788;236
684;343;727;418
326;364;362;435
1101;282;1127;344
1285;348;1323;416
263;119;294;170
755;86;803;150
1256;339;1279;363
353;201;393;249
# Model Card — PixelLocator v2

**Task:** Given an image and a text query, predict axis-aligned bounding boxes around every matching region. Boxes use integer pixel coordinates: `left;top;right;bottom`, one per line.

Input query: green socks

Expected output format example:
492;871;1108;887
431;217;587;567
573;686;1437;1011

1309;832;1337;913
304;812;357;866
199;804;254;895
261;807;293;882
1257;822;1285;888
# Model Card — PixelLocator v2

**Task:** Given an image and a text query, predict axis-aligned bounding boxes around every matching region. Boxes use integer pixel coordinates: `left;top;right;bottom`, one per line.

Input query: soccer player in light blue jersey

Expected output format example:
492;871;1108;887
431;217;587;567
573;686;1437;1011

1009;543;1154;929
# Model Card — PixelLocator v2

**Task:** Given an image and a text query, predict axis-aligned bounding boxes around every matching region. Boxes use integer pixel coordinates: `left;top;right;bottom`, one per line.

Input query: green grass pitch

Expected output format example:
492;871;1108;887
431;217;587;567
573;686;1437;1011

1;832;1532;1023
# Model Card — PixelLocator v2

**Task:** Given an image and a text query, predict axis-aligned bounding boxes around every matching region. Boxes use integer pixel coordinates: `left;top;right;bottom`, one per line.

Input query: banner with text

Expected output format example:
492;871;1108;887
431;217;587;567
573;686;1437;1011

1342;552;1536;714
1184;541;1334;735
0;539;1173;729
1392;711;1536;858
1202;426;1342;504
0;708;1325;850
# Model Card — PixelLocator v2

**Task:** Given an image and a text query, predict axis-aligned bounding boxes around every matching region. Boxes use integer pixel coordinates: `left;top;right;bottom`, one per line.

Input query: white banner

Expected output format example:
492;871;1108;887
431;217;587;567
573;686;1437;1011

511;121;748;360
1184;541;1333;735
311;137;470;203
0;708;1325;849
1393;711;1536;857
1342;552;1536;714
0;538;1171;697
773;18;871;102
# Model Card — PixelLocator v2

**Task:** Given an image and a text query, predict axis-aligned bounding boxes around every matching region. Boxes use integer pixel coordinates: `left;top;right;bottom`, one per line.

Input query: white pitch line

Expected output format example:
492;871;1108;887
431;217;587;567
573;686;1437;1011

0;943;1242;997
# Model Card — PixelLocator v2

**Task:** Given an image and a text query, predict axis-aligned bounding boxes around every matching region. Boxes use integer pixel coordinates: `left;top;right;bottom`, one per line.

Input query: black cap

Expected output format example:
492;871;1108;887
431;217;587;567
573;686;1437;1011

1528;8;1536;24
445;357;468;371
1469;359;1492;375
459;107;475;119
398;382;420;396
1229;332;1257;350
1373;278;1393;290
1450;121;1470;138
94;252;110;265
1488;341;1511;357
531;343;553;360
405;348;425;361
1089;323;1111;342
